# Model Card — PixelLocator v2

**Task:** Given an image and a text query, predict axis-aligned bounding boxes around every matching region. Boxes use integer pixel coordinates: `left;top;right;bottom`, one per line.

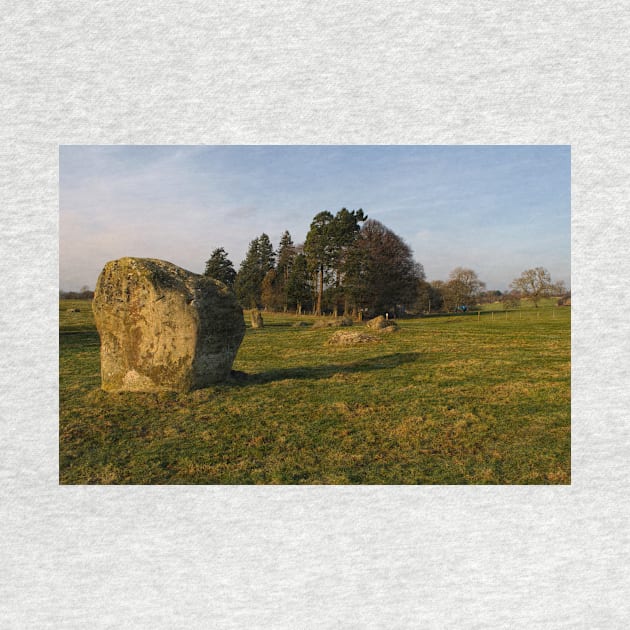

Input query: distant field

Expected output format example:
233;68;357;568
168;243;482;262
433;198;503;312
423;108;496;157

477;297;563;312
60;299;570;484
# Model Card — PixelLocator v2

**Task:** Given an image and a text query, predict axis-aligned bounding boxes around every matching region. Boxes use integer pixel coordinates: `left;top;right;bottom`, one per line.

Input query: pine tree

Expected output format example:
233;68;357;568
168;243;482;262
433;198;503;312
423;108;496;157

203;247;236;288
328;208;367;315
257;233;276;273
234;235;276;308
261;268;282;311
276;230;296;311
303;209;367;316
303;211;335;316
286;253;311;315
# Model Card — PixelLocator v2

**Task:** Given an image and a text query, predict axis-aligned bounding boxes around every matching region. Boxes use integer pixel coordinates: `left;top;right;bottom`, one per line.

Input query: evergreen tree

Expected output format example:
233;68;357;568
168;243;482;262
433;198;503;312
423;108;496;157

286;253;311;315
303;209;366;316
261;268;282;311
328;208;367;315
276;230;296;311
257;233;276;273
234;234;276;308
203;247;236;288
303;211;335;316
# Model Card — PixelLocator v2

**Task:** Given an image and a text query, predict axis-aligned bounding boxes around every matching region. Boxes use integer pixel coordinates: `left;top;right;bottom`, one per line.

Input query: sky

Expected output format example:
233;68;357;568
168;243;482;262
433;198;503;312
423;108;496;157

59;145;570;292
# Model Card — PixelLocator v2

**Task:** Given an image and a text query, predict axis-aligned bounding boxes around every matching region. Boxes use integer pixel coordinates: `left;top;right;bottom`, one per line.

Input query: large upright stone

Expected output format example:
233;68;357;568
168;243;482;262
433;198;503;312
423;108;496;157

92;257;246;392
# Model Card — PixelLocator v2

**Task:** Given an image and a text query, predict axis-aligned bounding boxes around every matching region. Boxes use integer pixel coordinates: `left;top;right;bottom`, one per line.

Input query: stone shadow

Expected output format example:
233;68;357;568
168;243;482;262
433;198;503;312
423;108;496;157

227;352;423;385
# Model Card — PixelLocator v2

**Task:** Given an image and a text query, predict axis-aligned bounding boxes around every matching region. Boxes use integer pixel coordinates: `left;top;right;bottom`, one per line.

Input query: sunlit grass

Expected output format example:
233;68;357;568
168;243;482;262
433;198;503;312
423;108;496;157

60;300;570;484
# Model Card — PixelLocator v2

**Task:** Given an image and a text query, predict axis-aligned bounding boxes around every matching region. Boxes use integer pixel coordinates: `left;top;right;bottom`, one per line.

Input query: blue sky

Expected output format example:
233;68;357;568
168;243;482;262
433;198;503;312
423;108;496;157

60;145;570;292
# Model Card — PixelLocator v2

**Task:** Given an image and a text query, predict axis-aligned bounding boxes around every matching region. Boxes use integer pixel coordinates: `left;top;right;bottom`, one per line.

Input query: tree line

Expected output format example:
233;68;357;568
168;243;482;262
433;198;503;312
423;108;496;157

205;208;422;317
415;266;566;312
203;210;566;316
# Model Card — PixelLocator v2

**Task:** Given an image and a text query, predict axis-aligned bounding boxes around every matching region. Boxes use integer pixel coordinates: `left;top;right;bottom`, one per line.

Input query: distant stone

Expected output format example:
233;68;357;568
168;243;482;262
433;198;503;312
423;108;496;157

251;310;264;328
366;315;398;331
92;257;245;392
66;308;81;313
313;317;353;329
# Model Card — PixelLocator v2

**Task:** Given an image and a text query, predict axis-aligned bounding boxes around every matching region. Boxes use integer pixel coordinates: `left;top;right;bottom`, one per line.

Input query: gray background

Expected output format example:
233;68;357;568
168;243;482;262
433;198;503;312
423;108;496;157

2;1;628;627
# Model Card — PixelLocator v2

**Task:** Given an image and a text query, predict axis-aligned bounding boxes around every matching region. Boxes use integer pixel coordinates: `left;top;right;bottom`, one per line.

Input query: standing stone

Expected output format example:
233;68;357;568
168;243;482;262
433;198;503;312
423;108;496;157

250;310;264;329
92;257;245;392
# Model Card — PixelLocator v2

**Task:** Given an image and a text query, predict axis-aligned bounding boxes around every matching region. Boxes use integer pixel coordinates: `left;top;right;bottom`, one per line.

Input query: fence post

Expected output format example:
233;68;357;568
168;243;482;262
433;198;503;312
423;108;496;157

491;311;494;321
477;311;480;322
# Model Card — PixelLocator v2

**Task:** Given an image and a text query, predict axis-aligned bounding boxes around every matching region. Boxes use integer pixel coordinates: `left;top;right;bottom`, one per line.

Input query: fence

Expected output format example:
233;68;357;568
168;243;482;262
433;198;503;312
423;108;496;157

420;306;570;322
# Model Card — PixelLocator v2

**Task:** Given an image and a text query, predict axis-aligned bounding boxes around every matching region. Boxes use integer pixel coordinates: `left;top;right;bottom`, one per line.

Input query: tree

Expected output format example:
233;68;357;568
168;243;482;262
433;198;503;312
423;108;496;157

234;234;276;308
257;233;276;273
261;268;282;311
203;247;236;288
416;279;444;314
510;267;564;308
328;208;367;315
276;230;296;312
443;267;485;311
343;219;423;316
303;211;335;316
501;290;521;310
286;253;311;315
303;208;367;316
478;290;502;305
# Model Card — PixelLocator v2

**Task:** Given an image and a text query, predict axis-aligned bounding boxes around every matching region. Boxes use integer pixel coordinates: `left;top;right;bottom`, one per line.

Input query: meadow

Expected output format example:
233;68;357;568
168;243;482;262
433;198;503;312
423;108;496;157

60;299;570;484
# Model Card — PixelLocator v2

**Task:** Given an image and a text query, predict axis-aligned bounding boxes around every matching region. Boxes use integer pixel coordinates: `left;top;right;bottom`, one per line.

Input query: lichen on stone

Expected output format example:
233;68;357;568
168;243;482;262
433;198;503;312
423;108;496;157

93;257;245;392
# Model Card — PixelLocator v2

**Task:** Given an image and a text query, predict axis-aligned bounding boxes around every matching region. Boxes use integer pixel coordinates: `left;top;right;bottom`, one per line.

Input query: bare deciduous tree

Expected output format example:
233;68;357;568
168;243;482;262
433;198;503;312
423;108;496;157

444;267;485;311
510;267;564;307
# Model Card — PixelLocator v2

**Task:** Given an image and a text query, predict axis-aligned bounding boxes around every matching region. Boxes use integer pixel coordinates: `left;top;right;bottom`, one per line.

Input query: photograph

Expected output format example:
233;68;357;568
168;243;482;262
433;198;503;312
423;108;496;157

59;145;570;484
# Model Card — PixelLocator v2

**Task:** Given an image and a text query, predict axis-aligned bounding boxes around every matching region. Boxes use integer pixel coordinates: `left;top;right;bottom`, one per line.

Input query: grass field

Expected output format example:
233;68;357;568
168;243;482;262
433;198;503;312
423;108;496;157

60;299;570;484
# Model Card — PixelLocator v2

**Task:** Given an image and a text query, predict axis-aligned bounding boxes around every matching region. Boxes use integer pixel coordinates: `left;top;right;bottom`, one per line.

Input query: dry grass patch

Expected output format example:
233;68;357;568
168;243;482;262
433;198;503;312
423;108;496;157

326;331;380;346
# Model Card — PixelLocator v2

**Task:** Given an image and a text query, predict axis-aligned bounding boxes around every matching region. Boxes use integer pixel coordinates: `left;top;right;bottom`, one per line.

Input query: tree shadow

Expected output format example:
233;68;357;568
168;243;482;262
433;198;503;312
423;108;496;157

228;352;423;386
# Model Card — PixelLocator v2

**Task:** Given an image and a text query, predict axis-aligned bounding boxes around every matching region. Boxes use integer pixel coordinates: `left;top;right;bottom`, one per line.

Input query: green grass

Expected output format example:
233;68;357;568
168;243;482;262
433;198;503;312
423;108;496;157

60;300;570;484
477;297;562;311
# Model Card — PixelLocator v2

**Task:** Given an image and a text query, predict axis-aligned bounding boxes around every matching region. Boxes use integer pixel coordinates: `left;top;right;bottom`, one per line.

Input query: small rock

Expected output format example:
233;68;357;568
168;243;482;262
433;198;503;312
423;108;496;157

313;317;353;329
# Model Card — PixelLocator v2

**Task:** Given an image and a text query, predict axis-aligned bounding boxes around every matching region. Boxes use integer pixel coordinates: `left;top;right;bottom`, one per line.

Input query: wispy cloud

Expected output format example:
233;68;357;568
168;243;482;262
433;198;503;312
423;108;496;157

60;145;570;291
